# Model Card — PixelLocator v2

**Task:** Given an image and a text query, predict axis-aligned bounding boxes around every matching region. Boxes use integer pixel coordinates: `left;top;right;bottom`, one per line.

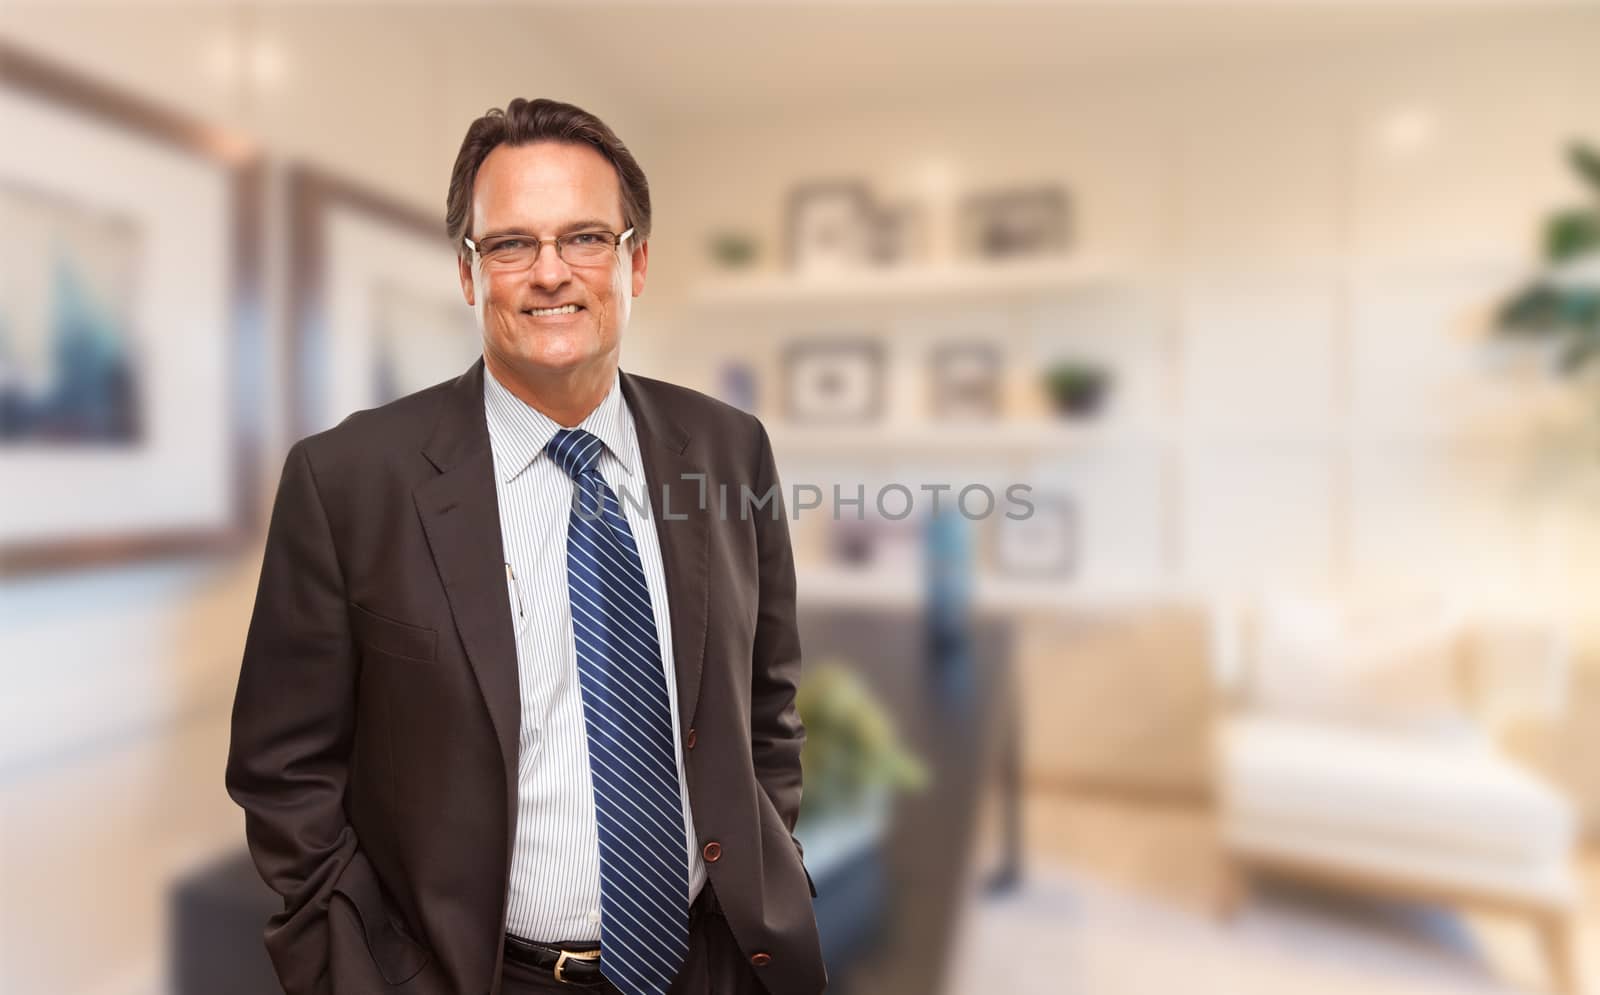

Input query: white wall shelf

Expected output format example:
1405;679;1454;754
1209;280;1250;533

768;419;1167;457
764;419;1541;459
689;255;1128;310
795;565;1177;615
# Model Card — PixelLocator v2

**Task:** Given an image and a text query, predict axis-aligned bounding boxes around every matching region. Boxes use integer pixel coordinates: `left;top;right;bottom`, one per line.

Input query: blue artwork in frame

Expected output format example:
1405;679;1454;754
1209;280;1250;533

0;181;146;444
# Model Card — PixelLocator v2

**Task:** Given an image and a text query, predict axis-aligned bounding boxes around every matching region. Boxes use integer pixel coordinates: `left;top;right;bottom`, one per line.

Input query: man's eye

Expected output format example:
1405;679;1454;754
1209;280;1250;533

491;239;527;252
568;233;607;246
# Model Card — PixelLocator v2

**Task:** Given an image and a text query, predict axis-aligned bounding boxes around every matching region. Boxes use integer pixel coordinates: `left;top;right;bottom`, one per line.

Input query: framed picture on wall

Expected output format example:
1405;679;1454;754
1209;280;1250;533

992;493;1078;578
287;165;481;439
0;42;264;574
785;181;878;275
781;339;885;424
929;342;1003;420
959;185;1071;260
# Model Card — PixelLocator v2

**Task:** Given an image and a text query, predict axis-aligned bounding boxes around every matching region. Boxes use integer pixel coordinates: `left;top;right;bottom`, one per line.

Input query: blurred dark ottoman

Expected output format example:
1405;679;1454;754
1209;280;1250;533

170;848;282;995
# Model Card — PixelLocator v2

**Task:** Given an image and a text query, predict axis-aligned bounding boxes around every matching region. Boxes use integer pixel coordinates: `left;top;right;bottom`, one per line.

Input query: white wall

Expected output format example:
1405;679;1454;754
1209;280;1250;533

633;14;1600;814
644;14;1600;617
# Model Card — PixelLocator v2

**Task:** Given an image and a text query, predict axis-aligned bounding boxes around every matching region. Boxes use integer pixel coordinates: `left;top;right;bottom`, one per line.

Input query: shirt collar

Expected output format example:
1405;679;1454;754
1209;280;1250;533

483;363;638;484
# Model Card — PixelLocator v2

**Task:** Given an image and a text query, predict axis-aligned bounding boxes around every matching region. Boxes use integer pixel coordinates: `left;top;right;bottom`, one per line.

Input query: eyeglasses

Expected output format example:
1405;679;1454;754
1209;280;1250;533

463;227;635;272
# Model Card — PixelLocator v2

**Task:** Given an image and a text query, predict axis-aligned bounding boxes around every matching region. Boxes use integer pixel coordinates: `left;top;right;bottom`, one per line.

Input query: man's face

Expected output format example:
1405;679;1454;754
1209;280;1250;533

457;141;647;381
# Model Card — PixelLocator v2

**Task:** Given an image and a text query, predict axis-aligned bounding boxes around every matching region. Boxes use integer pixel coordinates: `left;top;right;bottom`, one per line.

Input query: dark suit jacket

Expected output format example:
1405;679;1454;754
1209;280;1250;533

226;357;825;995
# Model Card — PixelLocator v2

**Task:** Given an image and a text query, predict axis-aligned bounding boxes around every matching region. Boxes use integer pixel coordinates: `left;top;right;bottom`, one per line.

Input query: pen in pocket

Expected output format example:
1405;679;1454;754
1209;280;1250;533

504;562;524;619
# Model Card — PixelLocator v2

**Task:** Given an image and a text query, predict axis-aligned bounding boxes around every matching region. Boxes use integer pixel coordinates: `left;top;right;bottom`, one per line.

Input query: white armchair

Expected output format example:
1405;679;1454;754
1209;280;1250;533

1210;592;1580;993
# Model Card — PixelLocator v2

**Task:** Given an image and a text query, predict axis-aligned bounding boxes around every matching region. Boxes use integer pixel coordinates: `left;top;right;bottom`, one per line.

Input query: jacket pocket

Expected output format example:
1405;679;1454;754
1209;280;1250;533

348;601;438;662
792;833;817;898
331;851;432;986
756;788;817;907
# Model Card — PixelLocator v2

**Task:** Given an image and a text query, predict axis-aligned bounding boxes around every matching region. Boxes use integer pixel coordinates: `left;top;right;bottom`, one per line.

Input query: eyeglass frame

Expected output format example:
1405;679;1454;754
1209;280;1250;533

461;226;636;271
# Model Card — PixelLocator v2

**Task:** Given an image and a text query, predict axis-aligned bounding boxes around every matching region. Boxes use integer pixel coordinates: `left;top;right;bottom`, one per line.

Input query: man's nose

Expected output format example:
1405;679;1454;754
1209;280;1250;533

526;242;573;290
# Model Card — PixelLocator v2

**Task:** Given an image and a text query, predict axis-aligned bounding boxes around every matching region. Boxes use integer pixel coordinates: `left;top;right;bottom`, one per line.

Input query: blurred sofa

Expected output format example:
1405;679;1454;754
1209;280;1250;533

1210;591;1580;993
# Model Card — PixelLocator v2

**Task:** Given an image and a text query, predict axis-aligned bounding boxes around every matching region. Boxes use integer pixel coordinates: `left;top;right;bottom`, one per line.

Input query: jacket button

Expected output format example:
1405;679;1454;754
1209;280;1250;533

686;728;697;750
702;841;721;862
750;953;771;967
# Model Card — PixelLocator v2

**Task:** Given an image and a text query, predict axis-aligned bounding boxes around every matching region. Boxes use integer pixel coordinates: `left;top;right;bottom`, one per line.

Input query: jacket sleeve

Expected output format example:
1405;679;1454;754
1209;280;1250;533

748;421;806;838
225;440;360;995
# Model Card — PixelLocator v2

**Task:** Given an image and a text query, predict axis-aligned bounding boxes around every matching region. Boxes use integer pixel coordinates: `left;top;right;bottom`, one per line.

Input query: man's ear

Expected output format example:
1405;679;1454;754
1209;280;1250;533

630;239;649;298
458;254;476;306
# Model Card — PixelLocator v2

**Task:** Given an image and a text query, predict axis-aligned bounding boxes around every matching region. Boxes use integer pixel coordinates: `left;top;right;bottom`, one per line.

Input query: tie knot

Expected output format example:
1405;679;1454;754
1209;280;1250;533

546;428;605;480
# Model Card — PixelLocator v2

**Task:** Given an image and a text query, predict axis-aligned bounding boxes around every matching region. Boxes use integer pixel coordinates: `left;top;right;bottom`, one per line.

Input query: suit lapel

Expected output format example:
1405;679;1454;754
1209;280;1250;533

620;369;710;732
414;359;521;816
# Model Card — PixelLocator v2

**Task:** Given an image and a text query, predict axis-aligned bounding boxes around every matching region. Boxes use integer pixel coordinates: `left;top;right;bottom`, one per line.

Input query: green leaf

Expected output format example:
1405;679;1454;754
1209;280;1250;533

1559;290;1600;325
1497;283;1563;334
1544;209;1600;263
1571;142;1600;194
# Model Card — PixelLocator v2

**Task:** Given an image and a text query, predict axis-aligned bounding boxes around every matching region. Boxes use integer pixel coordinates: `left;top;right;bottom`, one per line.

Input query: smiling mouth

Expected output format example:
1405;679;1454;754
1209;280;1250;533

524;304;584;316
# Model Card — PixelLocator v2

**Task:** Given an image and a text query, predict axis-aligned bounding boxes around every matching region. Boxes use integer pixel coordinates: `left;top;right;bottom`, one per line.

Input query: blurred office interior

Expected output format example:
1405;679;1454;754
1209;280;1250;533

3;3;1600;993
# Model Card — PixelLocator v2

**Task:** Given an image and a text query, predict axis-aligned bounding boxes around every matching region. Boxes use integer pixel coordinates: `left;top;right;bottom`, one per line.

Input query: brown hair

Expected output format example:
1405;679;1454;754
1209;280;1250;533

445;97;651;258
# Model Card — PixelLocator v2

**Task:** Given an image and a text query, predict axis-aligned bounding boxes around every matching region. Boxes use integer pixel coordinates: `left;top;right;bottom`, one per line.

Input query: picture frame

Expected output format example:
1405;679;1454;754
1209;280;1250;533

287;165;481;440
0;42;264;574
781;339;885;424
992;493;1078;578
929;342;1004;420
959;185;1071;260
826;506;925;571
785;181;878;275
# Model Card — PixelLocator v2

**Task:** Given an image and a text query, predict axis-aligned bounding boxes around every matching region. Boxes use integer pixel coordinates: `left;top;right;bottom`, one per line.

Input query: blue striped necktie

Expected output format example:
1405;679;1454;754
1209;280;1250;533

545;427;690;995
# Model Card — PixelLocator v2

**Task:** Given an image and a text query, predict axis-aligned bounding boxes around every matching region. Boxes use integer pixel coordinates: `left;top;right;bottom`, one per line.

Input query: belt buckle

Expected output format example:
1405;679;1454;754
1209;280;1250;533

554;947;601;984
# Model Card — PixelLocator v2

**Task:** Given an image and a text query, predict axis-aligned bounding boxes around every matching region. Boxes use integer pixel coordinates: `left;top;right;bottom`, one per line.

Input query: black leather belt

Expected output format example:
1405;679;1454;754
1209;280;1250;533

503;887;715;987
502;934;608;987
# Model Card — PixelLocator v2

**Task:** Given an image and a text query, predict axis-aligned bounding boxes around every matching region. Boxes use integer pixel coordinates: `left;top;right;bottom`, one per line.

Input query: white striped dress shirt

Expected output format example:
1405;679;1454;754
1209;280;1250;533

483;363;706;944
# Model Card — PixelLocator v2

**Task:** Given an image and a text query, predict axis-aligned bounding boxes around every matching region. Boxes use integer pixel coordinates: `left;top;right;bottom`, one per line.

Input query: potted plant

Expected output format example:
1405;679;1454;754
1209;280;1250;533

792;660;927;972
1042;360;1112;418
796;661;926;819
1495;142;1600;376
707;230;759;270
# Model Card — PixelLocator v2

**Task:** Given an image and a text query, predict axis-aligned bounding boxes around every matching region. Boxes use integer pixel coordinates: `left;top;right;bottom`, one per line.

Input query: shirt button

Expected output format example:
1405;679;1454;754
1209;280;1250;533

587;909;600;924
702;841;722;862
750;952;772;967
686;728;697;750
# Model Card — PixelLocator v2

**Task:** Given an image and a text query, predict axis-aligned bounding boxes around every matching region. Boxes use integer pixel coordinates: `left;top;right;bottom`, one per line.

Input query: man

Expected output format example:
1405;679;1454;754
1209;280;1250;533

226;97;825;995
